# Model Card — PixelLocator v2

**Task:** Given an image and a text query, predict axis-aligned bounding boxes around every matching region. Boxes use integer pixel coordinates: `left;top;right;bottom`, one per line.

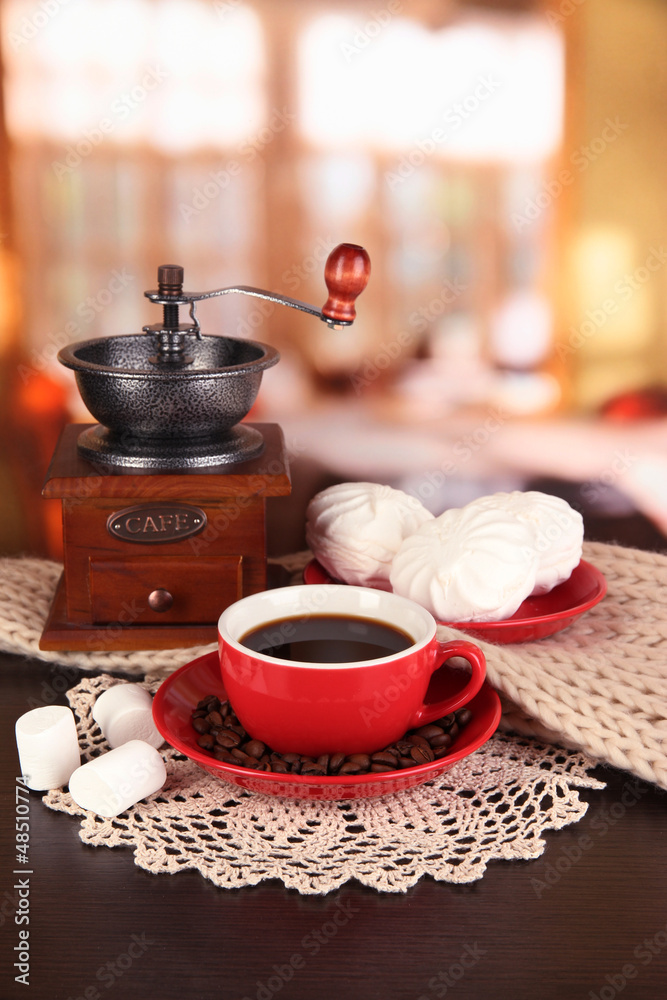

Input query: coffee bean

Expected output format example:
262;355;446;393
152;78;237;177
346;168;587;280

429;733;452;749
410;745;434;765
329;752;346;774
197;696;219;711
397;756;415;768
407;734;431;751
347;753;371;769
338;762;363;775
414;724;445;740
216;731;241;748
301;763;326;775
190;694;473;776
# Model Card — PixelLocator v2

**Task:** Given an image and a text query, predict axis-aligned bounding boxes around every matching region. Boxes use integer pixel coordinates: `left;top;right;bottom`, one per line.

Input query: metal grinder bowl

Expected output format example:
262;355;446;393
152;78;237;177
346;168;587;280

57;247;370;469
58;333;279;467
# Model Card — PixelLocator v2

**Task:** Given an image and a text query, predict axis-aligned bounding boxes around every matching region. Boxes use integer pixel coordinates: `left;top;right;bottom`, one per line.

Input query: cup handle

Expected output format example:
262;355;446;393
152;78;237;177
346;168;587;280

410;640;486;728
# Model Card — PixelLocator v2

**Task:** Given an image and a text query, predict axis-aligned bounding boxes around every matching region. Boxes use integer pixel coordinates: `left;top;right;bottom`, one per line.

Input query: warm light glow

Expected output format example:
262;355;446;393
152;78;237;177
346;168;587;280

568;228;654;356
299;13;563;162
2;0;265;148
490;290;553;368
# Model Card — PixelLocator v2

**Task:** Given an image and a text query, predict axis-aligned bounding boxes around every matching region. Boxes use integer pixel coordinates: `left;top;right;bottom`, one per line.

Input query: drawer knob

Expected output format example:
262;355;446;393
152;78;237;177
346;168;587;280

148;588;174;613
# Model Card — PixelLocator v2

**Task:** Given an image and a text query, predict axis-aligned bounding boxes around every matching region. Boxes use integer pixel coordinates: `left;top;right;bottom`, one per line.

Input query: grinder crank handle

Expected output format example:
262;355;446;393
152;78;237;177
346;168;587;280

144;243;370;329
321;243;371;326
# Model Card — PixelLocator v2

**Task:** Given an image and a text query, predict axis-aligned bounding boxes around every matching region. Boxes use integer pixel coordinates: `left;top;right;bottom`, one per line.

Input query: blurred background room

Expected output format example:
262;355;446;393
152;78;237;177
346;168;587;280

1;0;667;559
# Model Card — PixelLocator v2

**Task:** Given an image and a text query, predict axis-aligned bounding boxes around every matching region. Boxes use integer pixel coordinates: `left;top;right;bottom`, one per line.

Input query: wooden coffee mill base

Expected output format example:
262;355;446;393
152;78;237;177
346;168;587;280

39;423;290;651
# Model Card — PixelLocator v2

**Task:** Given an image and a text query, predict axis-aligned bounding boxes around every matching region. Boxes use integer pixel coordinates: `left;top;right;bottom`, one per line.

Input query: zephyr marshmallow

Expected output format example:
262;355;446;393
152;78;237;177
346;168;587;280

306;482;434;589
68;740;167;817
15;706;81;791
92;683;164;749
390;505;539;622
465;491;583;595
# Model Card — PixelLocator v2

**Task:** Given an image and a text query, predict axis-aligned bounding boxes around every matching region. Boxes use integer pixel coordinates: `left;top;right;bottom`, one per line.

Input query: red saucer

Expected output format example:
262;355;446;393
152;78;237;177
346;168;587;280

303;559;606;644
152;652;501;801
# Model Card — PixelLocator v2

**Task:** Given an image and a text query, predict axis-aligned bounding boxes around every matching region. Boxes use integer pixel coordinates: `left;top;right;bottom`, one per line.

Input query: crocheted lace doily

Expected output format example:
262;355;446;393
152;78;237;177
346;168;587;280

43;674;604;895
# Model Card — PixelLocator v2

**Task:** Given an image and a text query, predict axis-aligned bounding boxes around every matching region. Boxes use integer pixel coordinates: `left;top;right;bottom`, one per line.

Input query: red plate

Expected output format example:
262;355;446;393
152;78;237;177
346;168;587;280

303;559;606;644
152;651;501;801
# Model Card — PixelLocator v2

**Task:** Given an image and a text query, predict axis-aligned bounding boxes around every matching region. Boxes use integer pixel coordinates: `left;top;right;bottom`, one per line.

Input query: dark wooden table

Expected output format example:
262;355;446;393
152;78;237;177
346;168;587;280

1;651;666;1000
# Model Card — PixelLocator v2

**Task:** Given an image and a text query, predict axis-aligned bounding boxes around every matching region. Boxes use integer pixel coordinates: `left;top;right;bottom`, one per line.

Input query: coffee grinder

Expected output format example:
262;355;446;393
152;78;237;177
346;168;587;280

39;243;370;650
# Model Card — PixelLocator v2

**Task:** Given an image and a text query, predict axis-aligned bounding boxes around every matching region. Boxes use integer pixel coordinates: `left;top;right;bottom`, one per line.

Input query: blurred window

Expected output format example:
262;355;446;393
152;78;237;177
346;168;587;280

1;0;564;409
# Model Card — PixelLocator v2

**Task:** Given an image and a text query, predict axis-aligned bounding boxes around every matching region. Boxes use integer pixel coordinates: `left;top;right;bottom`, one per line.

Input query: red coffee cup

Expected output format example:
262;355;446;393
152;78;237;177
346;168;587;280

218;585;486;757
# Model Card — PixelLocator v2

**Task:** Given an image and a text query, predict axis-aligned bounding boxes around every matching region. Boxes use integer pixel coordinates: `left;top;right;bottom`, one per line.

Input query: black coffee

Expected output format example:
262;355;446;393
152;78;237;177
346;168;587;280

239;614;413;663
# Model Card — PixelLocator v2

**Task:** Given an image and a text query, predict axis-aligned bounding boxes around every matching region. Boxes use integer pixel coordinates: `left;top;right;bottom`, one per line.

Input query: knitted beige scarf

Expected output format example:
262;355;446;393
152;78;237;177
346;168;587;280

1;541;666;790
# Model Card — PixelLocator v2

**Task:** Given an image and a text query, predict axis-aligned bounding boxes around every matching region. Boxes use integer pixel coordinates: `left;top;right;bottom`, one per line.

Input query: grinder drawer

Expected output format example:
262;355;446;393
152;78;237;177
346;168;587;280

90;556;243;625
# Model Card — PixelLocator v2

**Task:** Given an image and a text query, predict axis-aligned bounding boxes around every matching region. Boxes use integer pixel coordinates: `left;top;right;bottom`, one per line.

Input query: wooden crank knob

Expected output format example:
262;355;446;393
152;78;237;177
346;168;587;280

321;243;370;325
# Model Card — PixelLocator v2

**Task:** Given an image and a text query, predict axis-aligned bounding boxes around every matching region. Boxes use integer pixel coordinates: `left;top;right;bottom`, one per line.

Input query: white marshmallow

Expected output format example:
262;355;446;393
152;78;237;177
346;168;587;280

390;505;538;622
15;706;80;791
465;491;583;594
68;740;167;817
306;482;433;589
92;684;164;750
